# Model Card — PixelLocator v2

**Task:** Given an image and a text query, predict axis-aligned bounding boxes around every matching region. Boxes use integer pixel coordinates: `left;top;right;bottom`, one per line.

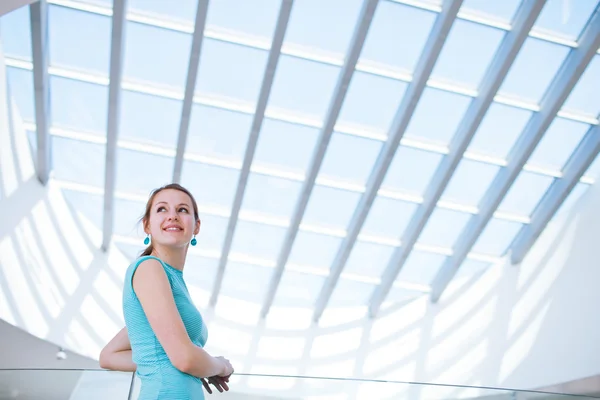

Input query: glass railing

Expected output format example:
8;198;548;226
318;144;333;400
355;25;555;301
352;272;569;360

1;369;599;399
0;368;134;400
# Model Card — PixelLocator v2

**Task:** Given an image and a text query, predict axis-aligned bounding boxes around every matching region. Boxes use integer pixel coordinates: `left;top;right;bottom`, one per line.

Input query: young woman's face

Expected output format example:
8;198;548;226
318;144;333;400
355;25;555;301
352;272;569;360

145;189;200;248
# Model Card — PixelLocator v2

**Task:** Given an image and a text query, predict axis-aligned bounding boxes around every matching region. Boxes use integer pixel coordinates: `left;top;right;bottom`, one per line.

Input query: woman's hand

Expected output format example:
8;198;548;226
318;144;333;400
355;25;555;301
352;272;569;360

215;356;234;377
201;375;230;394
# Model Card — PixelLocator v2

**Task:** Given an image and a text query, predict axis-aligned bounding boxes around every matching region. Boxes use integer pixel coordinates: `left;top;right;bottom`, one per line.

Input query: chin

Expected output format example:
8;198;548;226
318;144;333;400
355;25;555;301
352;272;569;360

169;241;190;249
156;239;190;249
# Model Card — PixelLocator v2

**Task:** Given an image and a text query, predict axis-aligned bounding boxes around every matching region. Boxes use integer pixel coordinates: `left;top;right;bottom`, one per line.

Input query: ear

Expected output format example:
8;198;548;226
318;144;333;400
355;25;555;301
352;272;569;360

143;219;150;235
194;219;201;235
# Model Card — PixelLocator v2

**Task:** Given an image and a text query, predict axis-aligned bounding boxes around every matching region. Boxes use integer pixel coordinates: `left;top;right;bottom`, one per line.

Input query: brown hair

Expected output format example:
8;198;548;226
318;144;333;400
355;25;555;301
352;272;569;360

139;183;200;257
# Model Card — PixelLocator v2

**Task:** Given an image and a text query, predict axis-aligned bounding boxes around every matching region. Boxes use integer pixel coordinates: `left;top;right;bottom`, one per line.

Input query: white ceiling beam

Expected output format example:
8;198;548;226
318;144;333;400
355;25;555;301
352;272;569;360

430;8;600;303
172;0;209;184
209;0;295;308
29;0;51;185
369;0;547;318
313;0;465;323
101;0;128;251
260;0;380;319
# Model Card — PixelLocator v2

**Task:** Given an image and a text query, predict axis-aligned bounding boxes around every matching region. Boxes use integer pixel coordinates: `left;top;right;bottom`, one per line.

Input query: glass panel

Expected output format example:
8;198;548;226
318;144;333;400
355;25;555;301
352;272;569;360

113;197;145;237
397;249;445;285
382;146;444;197
115;148;174;196
182;254;219;305
431;19;505;89
49;5;111;74
196;39;268;104
499;172;555;217
563;55;600;116
553;182;591;221
360;2;436;73
128;0;197;23
467;103;533;160
344;241;395;278
527;118;590;171
119;90;180;148
272;269;325;308
284;0;364;54
472;218;523;256
25;129;37;168
187;105;252;162
2;370;599;400
207;0;281;38
268;55;339;120
220;261;273;304
114;241;145;260
419;208;472;249
79;0;113;6
405;87;471;145
241;173;302;219
328;279;373;308
584;152;600;180
318;132;382;187
455;258;492;280
442;158;500;207
499;38;570;104
52;137;105;187
361;196;418;240
229;220;287;261
50;76;108;135
6;67;35;122
337;72;407;132
460;0;522;23
534;0;599;40
288;231;342;267
253;118;320;176
61;188;104;229
123;21;191;89
302;185;361;230
383;287;424;308
180;161;240;210
0;4;32;60
0;369;134;400
195;214;229;253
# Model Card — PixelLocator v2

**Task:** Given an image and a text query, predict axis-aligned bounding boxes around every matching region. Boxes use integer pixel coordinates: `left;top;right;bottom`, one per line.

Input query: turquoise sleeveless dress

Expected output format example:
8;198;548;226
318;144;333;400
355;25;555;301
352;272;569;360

123;255;208;400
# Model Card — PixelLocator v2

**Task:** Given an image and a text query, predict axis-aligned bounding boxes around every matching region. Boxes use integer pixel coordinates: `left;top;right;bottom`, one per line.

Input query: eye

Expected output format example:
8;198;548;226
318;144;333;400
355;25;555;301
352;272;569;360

157;206;166;212
178;207;189;213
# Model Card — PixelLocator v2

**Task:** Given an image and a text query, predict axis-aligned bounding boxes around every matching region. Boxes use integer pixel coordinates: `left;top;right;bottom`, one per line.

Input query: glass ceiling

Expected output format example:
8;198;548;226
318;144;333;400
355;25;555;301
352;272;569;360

1;0;599;321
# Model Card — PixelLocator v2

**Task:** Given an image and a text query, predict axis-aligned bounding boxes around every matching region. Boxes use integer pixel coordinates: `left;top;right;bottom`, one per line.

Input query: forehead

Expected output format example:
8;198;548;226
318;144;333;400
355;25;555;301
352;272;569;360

152;189;192;205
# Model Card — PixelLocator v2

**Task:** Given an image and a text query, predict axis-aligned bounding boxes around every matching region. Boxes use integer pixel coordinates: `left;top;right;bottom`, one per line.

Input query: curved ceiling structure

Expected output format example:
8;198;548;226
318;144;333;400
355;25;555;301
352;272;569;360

1;0;600;323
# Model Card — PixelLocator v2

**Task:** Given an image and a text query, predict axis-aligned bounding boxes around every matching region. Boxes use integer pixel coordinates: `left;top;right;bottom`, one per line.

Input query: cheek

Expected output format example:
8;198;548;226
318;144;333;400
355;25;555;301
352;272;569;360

183;215;196;230
148;216;163;233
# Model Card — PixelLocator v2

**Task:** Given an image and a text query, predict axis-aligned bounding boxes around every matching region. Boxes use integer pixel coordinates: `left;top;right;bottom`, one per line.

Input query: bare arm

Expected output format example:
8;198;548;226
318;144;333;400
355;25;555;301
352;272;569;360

99;327;136;372
132;259;232;378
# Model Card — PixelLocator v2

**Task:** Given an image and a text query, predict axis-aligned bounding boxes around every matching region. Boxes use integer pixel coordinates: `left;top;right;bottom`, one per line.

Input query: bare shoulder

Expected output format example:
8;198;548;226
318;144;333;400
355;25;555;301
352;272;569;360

132;258;168;290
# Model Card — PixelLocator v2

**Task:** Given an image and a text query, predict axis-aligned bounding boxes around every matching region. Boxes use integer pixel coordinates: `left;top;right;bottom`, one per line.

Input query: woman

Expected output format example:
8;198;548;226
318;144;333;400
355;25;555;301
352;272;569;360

99;183;234;399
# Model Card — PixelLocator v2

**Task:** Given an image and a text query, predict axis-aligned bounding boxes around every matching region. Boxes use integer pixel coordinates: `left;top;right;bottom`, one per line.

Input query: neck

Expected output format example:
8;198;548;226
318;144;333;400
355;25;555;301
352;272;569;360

151;245;188;271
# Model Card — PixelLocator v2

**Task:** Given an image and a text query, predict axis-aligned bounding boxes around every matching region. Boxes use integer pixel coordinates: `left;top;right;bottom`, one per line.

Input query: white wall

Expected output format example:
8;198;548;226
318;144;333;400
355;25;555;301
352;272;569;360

1;33;600;399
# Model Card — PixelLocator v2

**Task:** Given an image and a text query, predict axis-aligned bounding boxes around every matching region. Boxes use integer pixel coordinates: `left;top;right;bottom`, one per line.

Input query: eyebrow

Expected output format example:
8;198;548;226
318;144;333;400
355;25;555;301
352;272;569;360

155;202;191;207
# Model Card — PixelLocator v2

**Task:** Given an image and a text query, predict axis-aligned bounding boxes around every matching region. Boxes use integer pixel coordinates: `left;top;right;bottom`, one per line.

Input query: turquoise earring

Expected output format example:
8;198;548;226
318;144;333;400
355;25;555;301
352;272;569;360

144;234;150;245
191;235;197;246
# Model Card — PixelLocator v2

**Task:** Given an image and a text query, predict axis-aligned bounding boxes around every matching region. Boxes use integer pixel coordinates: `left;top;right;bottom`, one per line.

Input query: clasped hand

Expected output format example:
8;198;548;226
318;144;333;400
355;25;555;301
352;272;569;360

202;356;234;394
201;374;230;394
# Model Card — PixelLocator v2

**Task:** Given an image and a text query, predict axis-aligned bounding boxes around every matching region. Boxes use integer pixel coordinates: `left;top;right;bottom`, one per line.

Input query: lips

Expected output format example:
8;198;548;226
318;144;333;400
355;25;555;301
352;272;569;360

163;224;183;232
